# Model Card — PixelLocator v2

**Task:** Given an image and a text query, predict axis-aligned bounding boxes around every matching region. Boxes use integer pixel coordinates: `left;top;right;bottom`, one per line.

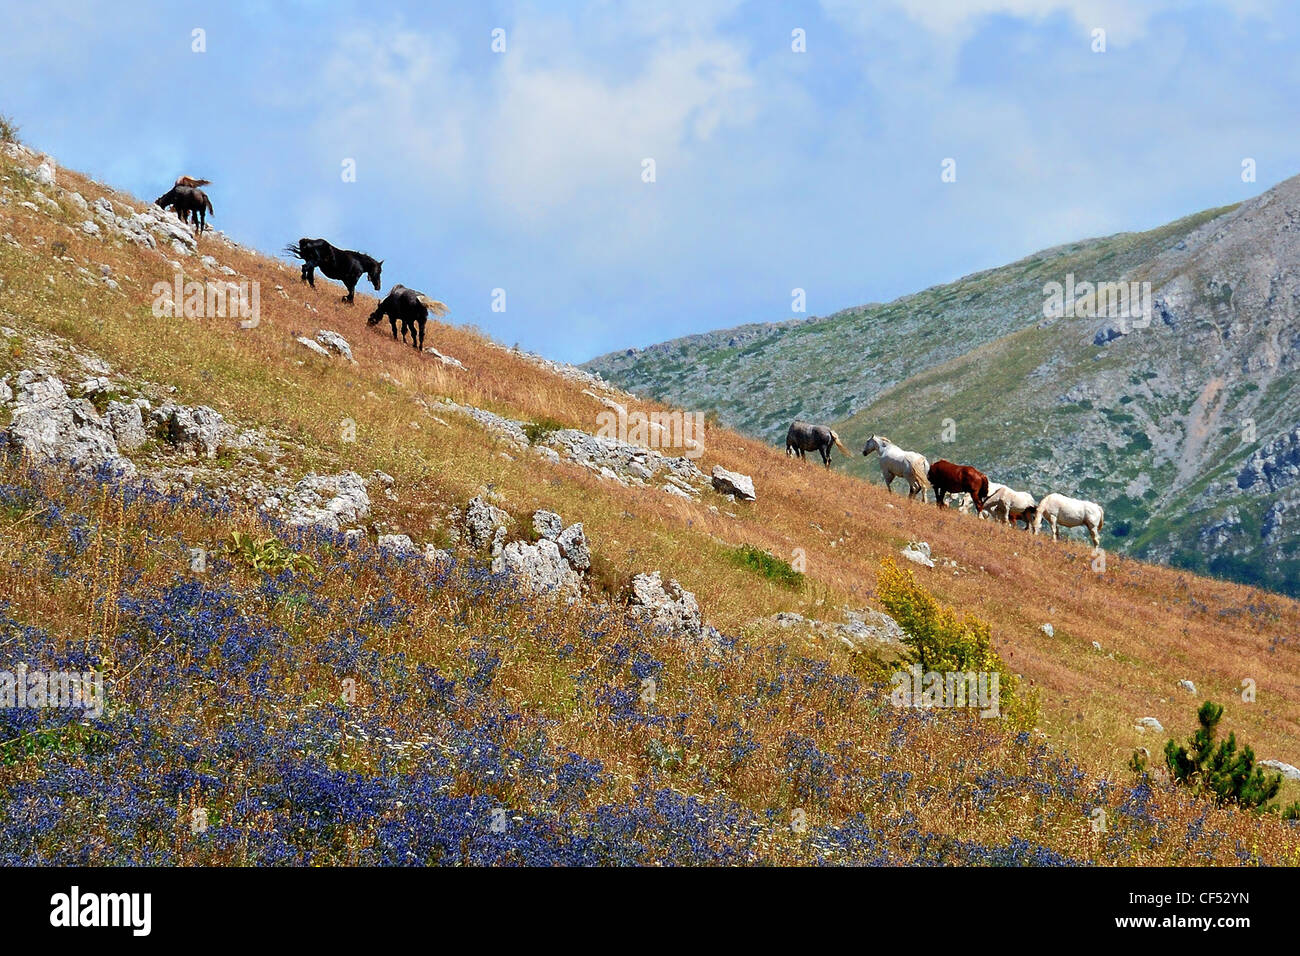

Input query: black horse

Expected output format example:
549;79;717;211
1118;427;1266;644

367;285;448;351
154;185;213;236
284;238;382;304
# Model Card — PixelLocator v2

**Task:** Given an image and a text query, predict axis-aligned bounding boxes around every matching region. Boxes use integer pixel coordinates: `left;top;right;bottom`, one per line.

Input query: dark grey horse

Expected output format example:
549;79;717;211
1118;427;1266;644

284;238;382;304
154;185;213;236
367;284;448;351
785;420;850;468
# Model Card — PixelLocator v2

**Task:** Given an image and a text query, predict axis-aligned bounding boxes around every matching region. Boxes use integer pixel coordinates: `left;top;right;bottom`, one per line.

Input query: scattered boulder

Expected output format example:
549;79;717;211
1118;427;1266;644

627;571;702;637
425;544;453;566
1259;760;1300;782
900;541;934;568
315;330;353;361
1135;717;1165;733
32;161;56;186
711;465;755;501
377;534;417;557
282;472;371;531
1040;623;1055;638
1177;679;1197;694
296;337;332;359
426;347;465;369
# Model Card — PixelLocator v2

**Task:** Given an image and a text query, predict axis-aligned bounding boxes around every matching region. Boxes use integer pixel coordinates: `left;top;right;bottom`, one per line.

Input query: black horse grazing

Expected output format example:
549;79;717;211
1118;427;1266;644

284;238;382;304
367;285;449;351
154;185;213;236
785;420;851;468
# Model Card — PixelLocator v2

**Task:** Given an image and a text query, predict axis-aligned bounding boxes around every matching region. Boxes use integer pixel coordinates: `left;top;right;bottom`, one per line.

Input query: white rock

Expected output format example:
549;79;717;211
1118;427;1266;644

1135;717;1164;733
296;336;332;358
711;465;756;501
627;571;702;637
899;544;934;568
1040;623;1055;638
1177;679;1197;694
1259;760;1300;782
315;330;353;361
377;534;417;557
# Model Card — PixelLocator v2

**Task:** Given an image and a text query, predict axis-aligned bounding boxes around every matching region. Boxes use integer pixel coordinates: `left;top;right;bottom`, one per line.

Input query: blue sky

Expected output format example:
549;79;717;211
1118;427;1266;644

3;0;1298;363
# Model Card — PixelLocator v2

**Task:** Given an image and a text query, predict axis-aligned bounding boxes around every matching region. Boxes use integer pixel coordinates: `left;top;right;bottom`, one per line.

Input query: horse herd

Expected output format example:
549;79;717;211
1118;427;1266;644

150;177;1104;546
154;176;447;350
786;421;1105;546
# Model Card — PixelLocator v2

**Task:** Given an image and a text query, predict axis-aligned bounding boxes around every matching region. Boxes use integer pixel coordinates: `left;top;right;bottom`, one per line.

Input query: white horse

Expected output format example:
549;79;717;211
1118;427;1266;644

862;435;930;501
1030;493;1104;546
975;481;1006;519
983;485;1036;528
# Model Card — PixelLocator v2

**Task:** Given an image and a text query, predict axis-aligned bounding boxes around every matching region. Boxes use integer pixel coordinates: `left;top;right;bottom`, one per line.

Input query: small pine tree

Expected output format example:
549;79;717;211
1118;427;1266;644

1163;701;1282;810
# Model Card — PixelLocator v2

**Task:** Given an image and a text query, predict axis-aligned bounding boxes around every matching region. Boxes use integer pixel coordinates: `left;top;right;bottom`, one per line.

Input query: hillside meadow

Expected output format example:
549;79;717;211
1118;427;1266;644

1;146;1298;864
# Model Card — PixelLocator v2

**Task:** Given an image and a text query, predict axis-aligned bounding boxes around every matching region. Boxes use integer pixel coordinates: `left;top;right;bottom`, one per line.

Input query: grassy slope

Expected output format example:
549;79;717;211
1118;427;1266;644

1;148;1299;863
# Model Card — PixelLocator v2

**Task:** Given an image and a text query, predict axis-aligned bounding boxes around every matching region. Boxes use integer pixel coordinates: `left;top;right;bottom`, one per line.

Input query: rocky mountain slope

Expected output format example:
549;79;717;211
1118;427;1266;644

585;179;1300;598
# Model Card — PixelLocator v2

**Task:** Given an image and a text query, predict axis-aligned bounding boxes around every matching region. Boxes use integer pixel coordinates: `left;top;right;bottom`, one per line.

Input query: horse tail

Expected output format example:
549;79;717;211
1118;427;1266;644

415;293;450;317
204;196;214;215
283;241;304;260
831;431;850;455
910;457;931;488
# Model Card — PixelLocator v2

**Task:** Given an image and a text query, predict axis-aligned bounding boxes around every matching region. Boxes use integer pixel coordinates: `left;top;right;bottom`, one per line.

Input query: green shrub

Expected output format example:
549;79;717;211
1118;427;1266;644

727;544;803;590
0;115;19;144
1144;700;1284;810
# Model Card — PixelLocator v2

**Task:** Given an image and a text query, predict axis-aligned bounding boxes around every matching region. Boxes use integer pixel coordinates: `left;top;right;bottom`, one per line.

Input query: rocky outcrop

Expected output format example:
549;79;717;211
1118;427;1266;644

105;400;149;450
281;472;370;531
1259;759;1300;782
377;533;418;556
627;571;702;637
459;495;511;555
544;429;709;493
1238;427;1300;494
456;505;592;599
149;403;227;459
5;371;135;476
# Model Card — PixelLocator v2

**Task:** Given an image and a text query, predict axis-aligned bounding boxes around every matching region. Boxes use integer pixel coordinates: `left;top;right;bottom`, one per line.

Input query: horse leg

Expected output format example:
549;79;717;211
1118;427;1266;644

389;316;398;340
343;280;355;304
1050;517;1060;540
821;444;831;468
1089;522;1100;547
416;317;426;351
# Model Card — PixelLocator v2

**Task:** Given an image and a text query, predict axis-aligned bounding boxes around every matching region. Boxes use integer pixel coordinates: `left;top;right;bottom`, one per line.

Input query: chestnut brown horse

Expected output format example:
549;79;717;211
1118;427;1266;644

928;459;990;512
